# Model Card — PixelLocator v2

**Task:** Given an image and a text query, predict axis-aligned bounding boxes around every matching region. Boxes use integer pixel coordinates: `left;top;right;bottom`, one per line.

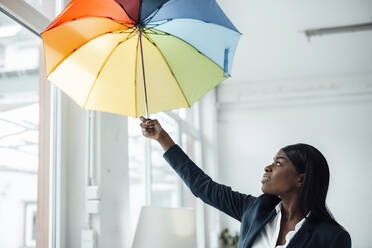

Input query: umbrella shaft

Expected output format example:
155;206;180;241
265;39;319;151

139;29;149;118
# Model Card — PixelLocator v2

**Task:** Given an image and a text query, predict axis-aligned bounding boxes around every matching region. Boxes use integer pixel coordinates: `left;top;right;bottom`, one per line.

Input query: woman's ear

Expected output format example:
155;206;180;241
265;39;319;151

297;173;305;187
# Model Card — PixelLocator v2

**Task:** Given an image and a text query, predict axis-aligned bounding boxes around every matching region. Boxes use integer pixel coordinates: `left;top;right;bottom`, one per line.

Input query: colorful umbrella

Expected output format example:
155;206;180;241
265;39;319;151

41;0;241;118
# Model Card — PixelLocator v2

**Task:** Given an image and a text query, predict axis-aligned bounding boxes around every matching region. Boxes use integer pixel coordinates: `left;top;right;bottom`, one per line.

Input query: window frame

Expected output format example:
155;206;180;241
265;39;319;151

0;1;59;248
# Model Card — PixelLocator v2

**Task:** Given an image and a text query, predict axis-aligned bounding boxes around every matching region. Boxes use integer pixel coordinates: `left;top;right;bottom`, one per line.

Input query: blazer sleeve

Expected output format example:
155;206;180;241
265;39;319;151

163;144;256;222
330;229;351;248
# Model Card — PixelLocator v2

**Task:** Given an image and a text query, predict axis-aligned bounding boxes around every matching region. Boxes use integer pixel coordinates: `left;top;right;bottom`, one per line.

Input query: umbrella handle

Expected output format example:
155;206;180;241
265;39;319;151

139;29;150;119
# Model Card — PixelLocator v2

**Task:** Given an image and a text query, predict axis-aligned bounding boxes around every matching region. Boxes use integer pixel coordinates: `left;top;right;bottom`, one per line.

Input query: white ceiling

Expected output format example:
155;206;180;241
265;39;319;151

218;0;372;84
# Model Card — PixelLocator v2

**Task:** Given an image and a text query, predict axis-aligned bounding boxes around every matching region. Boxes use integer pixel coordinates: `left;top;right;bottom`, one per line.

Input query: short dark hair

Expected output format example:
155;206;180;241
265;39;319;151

282;143;340;226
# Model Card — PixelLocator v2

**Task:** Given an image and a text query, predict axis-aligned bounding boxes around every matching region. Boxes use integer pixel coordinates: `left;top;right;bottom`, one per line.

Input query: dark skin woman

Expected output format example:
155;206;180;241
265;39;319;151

262;149;305;245
139;116;351;248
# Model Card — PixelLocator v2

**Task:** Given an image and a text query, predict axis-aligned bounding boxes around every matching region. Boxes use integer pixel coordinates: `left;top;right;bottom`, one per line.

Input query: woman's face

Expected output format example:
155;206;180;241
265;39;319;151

261;150;304;196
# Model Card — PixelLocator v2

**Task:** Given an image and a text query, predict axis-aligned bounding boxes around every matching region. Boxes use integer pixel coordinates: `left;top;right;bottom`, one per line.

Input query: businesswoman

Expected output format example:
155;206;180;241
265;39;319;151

139;116;351;248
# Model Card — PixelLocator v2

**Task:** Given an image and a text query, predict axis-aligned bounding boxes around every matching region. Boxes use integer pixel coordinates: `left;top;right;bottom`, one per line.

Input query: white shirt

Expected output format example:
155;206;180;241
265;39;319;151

251;201;310;248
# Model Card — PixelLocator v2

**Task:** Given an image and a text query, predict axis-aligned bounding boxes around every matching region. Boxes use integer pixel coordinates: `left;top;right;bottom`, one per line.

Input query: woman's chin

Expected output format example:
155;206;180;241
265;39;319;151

261;184;275;195
261;185;269;194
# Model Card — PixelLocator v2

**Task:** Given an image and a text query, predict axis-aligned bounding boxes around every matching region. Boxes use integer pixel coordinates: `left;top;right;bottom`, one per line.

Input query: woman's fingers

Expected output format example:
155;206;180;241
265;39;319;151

142;126;155;132
139;116;162;139
140;122;155;129
142;127;156;137
139;116;158;127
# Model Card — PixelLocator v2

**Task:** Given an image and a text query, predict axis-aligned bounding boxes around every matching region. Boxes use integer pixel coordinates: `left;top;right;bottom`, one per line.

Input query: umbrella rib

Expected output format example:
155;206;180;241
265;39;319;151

112;1;137;24
146;19;173;29
83;30;137;108
142;0;176;26
142;5;166;26
46;30;134;78
146;28;231;76
43;16;134;34
143;28;171;35
147;18;242;35
46;25;134;78
143;8;161;26
142;32;190;108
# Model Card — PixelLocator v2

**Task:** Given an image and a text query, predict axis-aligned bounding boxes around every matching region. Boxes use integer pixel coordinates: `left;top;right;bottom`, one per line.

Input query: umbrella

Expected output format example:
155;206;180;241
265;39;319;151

41;0;241;118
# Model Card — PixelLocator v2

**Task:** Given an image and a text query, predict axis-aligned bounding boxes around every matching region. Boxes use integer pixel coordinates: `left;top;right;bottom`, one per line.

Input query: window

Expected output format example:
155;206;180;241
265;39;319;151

128;112;182;245
181;132;202;207
150;113;180;208
172;102;200;130
128;118;146;244
0;11;40;248
128;104;203;247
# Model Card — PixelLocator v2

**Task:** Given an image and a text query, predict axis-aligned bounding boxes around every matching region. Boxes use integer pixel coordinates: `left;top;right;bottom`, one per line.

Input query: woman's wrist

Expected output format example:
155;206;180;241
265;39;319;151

157;130;175;152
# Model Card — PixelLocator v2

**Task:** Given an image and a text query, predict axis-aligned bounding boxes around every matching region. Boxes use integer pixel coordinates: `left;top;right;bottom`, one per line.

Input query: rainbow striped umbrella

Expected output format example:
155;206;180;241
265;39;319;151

41;0;241;117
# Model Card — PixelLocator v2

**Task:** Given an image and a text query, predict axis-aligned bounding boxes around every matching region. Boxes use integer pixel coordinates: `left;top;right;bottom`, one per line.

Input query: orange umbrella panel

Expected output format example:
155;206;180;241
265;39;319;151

44;0;134;33
41;0;172;78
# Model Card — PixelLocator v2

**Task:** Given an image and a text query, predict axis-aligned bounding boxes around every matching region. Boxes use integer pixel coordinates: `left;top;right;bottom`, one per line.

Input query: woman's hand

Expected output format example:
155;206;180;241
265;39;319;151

139;116;163;140
139;116;175;152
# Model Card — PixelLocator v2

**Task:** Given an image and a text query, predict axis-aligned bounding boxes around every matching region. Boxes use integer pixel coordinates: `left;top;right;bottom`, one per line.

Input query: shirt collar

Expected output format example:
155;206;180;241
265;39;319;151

275;201;282;214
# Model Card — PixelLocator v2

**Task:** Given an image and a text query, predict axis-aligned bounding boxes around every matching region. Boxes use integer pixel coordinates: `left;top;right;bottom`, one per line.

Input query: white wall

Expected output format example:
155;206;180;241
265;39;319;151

218;0;372;82
217;100;372;247
215;0;372;247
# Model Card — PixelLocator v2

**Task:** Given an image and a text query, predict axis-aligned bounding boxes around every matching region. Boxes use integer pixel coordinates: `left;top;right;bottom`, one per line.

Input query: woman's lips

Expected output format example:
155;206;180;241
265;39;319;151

261;175;271;183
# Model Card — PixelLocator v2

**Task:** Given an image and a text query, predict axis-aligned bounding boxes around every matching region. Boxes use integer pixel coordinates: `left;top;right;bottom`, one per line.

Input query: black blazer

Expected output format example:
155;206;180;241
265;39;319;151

163;145;351;248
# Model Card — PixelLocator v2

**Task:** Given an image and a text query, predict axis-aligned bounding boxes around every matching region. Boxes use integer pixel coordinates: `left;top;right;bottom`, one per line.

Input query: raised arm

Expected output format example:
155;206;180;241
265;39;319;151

139;116;256;221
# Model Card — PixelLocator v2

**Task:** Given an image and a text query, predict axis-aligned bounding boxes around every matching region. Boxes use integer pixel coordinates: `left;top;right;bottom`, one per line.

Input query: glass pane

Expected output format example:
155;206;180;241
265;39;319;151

171;108;187;120
151;113;180;207
128;113;181;245
170;103;200;130
0;12;40;248
181;133;202;208
190;102;200;130
128;117;146;244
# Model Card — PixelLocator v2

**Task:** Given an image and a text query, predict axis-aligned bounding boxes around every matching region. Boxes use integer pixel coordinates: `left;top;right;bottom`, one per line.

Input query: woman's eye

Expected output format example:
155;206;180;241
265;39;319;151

276;161;281;166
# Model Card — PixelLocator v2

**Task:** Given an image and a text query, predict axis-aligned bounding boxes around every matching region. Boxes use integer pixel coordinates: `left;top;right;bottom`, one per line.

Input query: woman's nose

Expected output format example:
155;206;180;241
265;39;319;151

264;164;272;172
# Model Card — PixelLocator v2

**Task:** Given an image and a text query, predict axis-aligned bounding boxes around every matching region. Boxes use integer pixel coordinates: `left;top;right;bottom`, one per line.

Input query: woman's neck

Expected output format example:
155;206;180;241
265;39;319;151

280;193;304;222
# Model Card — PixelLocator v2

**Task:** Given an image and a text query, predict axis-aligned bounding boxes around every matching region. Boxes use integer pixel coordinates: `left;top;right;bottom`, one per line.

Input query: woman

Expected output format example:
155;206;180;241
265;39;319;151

139;116;351;248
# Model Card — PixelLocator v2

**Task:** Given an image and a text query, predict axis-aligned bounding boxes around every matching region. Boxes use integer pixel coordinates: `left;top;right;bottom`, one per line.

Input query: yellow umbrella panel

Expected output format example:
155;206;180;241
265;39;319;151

45;28;227;118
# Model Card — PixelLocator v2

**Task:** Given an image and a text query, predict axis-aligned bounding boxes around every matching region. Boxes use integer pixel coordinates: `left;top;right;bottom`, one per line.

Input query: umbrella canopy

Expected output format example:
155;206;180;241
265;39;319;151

41;0;241;118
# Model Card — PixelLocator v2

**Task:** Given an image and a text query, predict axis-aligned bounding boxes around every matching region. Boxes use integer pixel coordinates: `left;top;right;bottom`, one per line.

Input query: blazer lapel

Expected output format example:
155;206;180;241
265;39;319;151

245;209;277;247
286;218;315;248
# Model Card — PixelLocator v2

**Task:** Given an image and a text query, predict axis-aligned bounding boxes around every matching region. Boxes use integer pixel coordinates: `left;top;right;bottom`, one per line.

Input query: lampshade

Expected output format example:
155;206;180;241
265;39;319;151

132;206;196;248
